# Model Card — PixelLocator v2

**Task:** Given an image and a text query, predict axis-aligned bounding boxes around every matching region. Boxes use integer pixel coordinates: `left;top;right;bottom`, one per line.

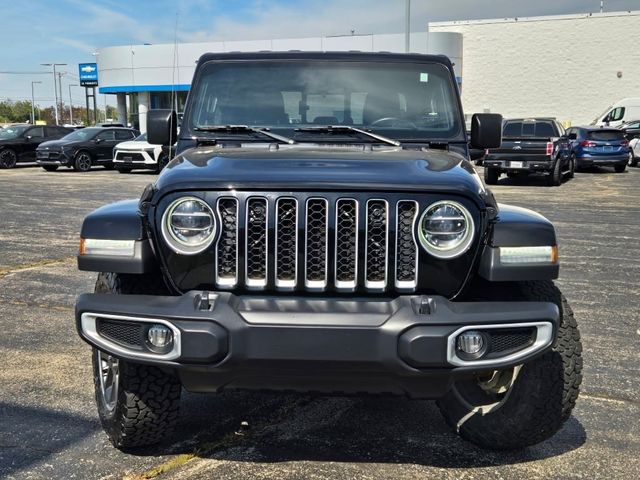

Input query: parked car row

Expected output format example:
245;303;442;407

481;117;635;187
0;123;169;173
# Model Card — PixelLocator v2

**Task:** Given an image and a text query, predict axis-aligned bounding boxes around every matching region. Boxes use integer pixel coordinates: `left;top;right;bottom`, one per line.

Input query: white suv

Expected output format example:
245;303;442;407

113;133;167;173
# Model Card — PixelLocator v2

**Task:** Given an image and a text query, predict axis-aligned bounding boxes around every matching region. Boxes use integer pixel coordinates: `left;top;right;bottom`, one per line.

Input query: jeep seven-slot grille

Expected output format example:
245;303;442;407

214;195;420;292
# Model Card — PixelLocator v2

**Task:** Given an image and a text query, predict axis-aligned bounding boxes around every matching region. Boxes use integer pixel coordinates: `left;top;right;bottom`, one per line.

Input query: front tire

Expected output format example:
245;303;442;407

92;272;180;449
0;148;18;169
117;167;132;174
484;167;499;185
437;280;583;450
74;151;93;172
41;165;58;172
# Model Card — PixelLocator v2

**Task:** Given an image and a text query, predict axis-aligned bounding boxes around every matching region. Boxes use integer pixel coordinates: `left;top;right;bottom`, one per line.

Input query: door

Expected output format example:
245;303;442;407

21;126;45;161
93;130;118;161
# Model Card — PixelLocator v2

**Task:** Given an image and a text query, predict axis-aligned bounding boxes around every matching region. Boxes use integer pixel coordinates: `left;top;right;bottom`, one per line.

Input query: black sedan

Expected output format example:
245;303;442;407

36;127;138;172
0;124;72;168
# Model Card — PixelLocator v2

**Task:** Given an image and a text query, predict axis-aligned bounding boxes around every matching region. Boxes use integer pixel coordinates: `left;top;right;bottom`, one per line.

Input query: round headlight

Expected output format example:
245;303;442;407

161;197;216;254
418;201;474;259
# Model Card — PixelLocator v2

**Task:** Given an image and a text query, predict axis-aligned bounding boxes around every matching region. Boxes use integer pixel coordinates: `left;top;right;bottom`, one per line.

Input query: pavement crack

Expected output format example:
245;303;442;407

0;257;76;279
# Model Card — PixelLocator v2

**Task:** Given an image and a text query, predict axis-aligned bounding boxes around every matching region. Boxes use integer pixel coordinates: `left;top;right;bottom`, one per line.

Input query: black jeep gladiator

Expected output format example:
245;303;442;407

483;118;573;186
75;52;582;451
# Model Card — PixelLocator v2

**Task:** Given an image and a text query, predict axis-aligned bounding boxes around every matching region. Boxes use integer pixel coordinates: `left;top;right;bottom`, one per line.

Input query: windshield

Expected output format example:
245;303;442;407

0;125;28;139
135;133;147;141
189;60;463;142
61;128;100;142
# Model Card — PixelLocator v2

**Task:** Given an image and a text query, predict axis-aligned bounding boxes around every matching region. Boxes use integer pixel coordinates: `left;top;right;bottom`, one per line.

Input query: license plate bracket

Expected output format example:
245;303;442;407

510;161;524;169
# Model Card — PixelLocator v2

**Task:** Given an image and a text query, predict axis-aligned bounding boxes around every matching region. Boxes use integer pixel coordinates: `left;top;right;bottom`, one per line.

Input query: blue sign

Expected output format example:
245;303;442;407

79;63;98;87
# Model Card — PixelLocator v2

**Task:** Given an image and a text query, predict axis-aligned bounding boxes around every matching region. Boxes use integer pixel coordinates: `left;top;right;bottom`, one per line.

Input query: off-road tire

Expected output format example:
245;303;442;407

92;350;181;449
41;165;58;172
548;158;562;186
484;167;499;185
0;148;18;169
614;163;626;173
437;280;582;450
92;272;180;449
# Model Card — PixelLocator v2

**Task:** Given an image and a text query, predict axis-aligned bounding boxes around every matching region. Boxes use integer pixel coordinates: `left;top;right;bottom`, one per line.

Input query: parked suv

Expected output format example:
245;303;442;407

75;52;582;451
112;132;168;173
565;126;630;173
0;124;72;168
37;127;138;172
483;118;571;186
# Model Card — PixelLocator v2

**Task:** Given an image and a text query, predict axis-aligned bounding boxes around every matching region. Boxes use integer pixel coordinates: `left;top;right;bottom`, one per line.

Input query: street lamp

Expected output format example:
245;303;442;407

40;63;67;125
31;81;42;124
68;84;78;125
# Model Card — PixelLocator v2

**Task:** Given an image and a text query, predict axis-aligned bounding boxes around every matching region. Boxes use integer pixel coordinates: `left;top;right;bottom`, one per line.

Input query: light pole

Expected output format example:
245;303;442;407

68;83;78;125
405;0;411;53
30;81;42;124
40;63;67;125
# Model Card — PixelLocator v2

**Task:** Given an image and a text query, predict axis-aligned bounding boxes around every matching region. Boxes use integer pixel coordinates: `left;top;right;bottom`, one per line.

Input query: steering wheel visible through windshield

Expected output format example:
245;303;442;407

189;60;463;142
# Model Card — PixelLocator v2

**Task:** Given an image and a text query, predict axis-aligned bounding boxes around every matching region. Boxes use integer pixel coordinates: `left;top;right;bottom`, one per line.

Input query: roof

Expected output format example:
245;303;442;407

196;50;453;68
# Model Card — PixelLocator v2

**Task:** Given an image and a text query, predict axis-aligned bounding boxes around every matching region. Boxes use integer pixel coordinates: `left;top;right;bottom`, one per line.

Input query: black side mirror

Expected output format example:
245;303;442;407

148;109;177;146
94;138;102;143
470;113;502;149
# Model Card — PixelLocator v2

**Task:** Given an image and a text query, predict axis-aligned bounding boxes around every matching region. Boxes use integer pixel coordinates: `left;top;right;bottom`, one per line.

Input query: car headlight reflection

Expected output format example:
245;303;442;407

161;197;216;254
418;201;474;259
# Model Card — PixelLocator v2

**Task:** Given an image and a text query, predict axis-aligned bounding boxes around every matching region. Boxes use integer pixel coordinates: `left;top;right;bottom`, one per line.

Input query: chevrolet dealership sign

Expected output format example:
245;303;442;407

79;63;98;87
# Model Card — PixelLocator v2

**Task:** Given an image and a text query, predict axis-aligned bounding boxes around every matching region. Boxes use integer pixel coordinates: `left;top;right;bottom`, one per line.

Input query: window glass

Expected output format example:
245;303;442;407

535;122;555;137
503;122;522;137
522;123;535;136
115;130;134;140
96;130;115;141
609;107;625;121
27;127;44;138
587;130;625;141
190;60;463;140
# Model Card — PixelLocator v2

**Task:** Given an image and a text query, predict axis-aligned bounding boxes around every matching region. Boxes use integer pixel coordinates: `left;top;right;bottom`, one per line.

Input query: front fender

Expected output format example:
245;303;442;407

78;200;157;274
479;203;559;281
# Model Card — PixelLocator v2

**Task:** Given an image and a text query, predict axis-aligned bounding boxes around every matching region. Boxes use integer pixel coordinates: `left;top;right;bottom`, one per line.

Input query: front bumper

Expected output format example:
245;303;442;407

36;151;72;166
113;149;157;168
76;292;558;398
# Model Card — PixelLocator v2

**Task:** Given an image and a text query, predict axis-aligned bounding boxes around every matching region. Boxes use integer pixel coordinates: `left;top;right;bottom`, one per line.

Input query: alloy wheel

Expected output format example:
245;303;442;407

97;350;120;413
0;150;17;169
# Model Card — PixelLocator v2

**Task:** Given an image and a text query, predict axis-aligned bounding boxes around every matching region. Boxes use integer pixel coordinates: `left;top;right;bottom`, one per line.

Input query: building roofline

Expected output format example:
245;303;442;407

428;9;640;28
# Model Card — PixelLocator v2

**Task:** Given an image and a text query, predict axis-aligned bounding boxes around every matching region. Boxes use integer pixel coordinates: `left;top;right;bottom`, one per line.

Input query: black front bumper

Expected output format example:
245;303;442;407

36;151;72;166
76;292;558;398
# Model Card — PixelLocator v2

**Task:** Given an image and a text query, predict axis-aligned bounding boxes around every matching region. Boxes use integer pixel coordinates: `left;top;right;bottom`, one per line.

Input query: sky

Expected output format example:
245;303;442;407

1;0;638;111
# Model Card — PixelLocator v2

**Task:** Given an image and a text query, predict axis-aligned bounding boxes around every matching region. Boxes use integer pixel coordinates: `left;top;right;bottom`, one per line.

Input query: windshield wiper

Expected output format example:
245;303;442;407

295;126;401;147
194;125;295;144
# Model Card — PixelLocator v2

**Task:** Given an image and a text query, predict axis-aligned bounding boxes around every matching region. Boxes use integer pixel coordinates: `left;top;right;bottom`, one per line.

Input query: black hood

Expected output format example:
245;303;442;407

154;145;490;208
37;139;79;150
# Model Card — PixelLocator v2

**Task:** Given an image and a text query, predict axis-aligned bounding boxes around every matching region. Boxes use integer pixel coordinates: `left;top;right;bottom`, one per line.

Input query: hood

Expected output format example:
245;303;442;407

154;145;489;207
116;140;153;150
38;139;80;150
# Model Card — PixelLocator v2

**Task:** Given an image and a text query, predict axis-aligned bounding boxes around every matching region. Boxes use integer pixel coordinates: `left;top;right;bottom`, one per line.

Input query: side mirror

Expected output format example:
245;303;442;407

25;135;33;140
567;133;577;140
148;109;177;146
470;113;502;149
94;138;102;143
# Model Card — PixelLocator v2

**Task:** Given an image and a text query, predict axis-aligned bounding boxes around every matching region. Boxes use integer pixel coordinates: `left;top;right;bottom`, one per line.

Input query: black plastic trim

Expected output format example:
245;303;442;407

491;203;557;247
77;239;157;274
479;246;559;281
80;199;145;240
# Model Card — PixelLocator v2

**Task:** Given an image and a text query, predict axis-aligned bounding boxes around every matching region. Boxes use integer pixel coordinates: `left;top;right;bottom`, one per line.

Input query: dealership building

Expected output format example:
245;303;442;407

96;9;640;132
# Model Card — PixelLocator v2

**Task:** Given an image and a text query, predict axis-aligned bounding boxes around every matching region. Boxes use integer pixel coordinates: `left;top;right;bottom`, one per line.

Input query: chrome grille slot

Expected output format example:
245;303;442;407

216;198;238;287
275;198;298;289
335;199;358;290
365;200;388;289
395;200;418;289
305;198;328;290
245;197;268;288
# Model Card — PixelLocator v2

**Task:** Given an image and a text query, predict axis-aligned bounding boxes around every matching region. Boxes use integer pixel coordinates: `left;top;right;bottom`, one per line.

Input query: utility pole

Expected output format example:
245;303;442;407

405;0;411;53
600;0;604;13
57;72;65;124
68;84;78;124
41;63;66;125
30;81;42;124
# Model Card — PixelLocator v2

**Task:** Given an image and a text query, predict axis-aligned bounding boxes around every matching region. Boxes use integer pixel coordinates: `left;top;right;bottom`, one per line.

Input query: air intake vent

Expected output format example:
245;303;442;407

276;198;298;289
395;200;418;289
216;198;238;287
246;197;268;288
335;199;358;290
365;200;388;289
97;319;144;350
305;198;328;289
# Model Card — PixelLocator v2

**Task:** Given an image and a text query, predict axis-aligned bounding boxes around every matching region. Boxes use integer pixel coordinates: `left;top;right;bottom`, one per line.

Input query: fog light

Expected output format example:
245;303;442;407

147;324;173;348
457;330;485;355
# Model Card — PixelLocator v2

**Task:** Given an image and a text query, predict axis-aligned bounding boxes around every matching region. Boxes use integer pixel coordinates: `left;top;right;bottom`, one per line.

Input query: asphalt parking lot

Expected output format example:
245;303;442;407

1;164;639;480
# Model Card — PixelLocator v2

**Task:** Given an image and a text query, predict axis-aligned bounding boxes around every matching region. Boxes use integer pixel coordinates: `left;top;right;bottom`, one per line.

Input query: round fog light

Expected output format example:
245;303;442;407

457;330;485;355
147;324;173;348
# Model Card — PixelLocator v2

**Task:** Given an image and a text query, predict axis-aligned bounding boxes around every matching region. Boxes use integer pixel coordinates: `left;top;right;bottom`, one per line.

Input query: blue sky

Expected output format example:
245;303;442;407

1;0;638;109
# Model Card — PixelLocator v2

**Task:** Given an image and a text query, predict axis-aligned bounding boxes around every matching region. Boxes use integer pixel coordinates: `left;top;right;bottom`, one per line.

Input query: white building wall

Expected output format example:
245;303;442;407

430;11;640;125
